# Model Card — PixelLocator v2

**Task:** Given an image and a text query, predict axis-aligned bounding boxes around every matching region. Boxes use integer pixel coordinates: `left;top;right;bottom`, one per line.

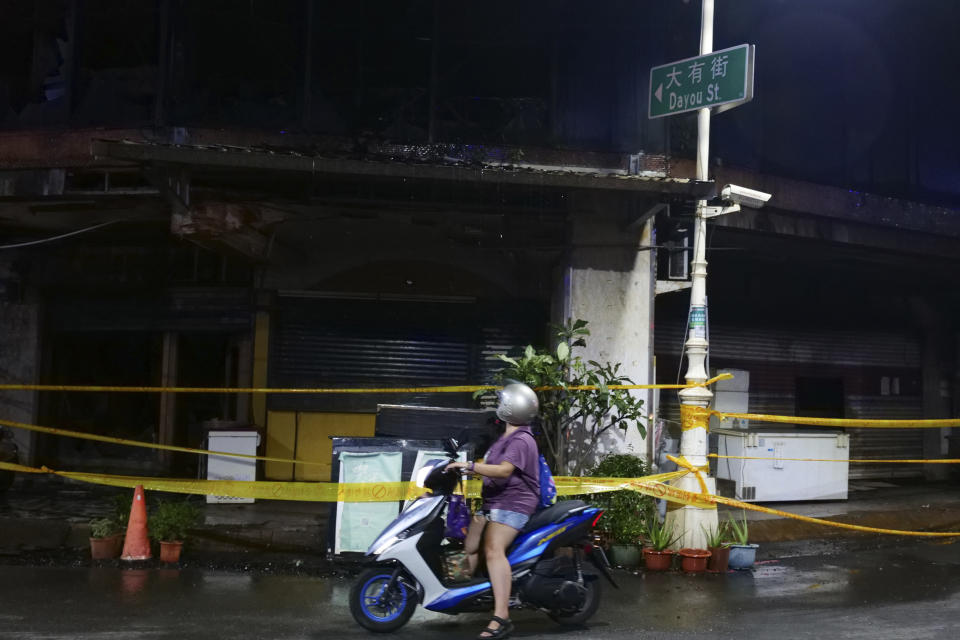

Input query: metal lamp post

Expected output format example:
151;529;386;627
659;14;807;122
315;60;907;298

657;0;770;547
664;0;719;549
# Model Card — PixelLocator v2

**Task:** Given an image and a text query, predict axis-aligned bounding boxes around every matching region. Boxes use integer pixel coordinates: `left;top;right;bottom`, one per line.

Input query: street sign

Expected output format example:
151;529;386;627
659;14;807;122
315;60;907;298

648;44;754;119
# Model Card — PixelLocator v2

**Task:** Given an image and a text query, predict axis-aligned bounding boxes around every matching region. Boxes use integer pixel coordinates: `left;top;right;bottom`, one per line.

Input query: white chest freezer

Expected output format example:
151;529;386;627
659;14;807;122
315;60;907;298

714;428;849;502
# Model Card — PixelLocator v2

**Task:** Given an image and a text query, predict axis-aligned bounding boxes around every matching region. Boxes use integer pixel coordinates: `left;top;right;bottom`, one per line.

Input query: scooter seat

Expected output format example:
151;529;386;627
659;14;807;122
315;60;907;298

519;500;588;534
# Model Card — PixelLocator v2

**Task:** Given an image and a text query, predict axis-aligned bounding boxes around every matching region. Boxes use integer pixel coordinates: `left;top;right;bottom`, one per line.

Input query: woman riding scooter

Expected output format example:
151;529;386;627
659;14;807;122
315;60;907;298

446;383;540;640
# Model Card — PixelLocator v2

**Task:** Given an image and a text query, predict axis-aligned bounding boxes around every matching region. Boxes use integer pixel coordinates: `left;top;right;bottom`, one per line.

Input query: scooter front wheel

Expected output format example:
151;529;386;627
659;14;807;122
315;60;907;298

350;567;418;632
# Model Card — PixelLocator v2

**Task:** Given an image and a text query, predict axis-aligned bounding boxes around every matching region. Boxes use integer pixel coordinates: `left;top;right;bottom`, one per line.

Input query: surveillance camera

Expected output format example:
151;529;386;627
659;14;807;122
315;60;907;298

720;184;772;209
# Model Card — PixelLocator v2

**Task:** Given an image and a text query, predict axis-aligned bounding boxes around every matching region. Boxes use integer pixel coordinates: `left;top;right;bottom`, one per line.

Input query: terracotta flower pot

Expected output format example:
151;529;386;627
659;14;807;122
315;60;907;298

707;545;730;573
90;535;122;560
678;548;711;573
159;541;183;564
642;548;673;571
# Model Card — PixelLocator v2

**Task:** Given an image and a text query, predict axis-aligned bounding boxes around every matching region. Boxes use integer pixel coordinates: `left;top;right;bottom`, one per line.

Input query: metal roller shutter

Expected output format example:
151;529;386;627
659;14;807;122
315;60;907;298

655;321;924;479
270;294;545;412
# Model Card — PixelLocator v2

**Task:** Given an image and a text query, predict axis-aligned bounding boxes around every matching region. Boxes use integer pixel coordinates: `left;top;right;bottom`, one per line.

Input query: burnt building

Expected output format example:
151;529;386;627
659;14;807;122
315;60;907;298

0;1;956;482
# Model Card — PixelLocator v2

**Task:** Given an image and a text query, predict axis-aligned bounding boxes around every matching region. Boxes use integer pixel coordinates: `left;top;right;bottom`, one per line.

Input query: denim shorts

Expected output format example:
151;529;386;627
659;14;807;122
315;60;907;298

483;508;530;531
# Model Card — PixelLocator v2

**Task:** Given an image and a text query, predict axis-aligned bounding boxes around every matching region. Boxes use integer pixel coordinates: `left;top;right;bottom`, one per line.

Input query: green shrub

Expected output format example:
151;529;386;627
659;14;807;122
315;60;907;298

644;514;680;551
486;319;646;475
727;512;749;545
111;493;131;526
89;494;131;538
89;517;117;539
702;521;730;548
588;454;656;545
150;501;200;542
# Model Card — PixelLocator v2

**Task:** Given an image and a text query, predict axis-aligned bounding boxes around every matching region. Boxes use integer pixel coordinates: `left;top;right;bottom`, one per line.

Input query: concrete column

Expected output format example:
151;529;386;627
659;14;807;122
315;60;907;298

955;331;960;420
235;333;253;425
912;298;952;481
251;310;271;431
0;267;40;465
557;201;655;469
157;331;178;468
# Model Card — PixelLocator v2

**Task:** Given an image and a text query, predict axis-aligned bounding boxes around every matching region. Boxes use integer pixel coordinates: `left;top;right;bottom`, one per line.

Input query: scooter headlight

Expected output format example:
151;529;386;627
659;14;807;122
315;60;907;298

371;531;407;556
372;536;398;556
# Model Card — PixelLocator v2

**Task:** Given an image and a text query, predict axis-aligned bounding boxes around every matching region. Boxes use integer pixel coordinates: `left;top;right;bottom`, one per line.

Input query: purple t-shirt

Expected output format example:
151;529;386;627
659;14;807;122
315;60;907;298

481;425;540;516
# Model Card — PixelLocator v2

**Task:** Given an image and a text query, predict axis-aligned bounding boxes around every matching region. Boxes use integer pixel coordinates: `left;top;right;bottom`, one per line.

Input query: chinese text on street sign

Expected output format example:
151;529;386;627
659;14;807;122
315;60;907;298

649;44;754;119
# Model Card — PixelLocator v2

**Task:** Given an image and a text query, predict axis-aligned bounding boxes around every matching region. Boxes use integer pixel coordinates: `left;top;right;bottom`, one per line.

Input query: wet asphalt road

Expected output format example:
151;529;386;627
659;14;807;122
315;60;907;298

1;539;958;640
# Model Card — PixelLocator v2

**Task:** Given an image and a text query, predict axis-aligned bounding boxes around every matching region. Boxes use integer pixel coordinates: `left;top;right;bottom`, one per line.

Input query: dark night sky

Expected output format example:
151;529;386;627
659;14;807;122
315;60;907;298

697;0;960;204
0;0;956;206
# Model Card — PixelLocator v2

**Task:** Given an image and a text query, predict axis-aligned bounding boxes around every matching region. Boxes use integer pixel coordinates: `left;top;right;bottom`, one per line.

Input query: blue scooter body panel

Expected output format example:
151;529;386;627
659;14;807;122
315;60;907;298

507;508;598;565
424;507;599;612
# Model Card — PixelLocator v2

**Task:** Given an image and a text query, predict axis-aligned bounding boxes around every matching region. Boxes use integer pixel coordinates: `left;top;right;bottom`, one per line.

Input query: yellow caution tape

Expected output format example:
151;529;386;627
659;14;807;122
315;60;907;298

0;461;423;501
629;476;717;509
0;459;691;503
0;373;732;395
5;460;958;536
607;472;960;537
0;418;707;479
712;410;960;429
0;384;500;394
6;409;958;475
0;373;732;468
680;405;711;431
710;454;960;464
711;494;960;538
0;418;328;468
553;470;692;498
665;454;710;495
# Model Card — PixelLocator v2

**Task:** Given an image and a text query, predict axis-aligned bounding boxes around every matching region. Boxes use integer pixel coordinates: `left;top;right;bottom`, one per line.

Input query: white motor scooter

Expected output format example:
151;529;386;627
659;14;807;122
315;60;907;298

349;439;617;632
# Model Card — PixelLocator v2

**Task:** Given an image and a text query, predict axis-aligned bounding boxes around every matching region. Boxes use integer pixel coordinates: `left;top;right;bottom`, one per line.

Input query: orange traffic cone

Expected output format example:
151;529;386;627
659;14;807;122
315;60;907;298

121;485;152;561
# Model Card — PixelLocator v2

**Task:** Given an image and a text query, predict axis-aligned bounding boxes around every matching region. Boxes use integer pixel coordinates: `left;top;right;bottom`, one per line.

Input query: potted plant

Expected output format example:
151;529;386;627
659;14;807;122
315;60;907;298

677;547;712;573
488;320;647;476
88;494;131;560
642;515;680;571
150;501;200;564
588;454;655;567
702;522;731;573
89;517;123;560
727;512;759;570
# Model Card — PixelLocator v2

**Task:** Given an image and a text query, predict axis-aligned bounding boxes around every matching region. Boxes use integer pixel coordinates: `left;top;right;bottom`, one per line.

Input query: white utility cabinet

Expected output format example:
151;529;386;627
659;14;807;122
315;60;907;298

715;427;849;502
206;430;260;504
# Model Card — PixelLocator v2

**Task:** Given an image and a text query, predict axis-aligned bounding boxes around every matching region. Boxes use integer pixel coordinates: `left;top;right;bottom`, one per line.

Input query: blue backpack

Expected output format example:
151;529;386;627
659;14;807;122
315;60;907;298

537;454;557;509
516;430;557;509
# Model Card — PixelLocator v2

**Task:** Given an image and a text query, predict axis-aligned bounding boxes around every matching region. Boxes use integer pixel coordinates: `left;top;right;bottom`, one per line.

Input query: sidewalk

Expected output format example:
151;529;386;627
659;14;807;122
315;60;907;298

2;473;959;566
0;475;330;560
719;477;960;543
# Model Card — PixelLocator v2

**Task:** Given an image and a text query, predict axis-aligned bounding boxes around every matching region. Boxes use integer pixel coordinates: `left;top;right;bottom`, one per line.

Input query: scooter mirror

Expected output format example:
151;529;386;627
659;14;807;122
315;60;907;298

443;437;459;458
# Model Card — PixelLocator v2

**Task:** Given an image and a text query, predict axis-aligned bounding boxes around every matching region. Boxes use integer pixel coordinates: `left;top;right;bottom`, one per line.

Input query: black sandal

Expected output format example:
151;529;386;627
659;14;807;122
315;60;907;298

477;615;513;639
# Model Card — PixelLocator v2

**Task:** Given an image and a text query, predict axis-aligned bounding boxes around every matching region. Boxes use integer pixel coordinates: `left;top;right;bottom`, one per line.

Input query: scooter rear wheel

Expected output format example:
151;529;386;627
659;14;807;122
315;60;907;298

350;567;418;632
547;578;602;626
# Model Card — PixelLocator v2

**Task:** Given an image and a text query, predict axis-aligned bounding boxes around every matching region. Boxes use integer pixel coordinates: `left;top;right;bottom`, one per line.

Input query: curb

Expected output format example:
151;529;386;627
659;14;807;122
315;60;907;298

745;506;960;542
0;516;326;556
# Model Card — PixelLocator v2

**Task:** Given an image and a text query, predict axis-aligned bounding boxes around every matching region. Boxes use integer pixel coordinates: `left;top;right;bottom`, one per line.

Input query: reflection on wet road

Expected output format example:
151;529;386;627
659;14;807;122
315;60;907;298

1;540;959;639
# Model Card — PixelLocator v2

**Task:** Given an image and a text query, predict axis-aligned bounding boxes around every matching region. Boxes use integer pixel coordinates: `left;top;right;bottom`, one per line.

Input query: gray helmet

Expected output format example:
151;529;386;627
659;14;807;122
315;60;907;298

496;383;539;425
